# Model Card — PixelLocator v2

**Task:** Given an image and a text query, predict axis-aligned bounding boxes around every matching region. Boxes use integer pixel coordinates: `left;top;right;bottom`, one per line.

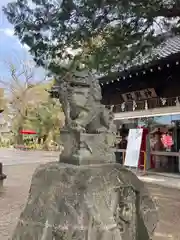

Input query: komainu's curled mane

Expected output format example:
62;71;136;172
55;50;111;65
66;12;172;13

56;70;115;134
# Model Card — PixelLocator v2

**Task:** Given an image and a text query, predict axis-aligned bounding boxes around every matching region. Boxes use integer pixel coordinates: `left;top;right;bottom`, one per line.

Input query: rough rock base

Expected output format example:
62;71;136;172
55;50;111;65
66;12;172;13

0;162;7;191
12;162;158;240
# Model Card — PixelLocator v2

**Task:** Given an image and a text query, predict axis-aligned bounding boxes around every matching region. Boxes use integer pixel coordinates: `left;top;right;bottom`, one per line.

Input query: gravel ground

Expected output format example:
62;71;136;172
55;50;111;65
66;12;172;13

0;163;180;239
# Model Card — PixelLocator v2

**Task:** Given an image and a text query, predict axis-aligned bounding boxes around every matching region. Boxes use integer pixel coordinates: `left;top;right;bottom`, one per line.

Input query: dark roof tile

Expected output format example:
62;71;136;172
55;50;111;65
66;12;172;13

129;35;180;68
153;35;180;59
99;34;180;83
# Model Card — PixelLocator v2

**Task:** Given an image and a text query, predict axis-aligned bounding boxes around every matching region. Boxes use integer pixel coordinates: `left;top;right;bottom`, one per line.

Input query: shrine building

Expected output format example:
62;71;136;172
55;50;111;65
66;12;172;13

99;33;180;172
100;33;180;120
50;33;180;173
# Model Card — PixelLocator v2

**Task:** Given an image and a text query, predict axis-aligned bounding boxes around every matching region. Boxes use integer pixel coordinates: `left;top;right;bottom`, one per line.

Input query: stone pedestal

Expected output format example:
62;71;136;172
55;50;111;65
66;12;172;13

60;130;116;165
59;129;80;164
12;162;158;240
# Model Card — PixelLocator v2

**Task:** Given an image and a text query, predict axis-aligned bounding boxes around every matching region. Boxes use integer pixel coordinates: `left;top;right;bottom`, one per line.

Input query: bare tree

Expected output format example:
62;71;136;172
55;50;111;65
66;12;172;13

0;61;48;144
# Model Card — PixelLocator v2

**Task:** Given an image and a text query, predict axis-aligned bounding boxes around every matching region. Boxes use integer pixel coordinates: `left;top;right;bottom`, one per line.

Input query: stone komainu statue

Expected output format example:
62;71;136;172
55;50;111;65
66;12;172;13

56;70;117;164
56;70;115;134
12;69;158;240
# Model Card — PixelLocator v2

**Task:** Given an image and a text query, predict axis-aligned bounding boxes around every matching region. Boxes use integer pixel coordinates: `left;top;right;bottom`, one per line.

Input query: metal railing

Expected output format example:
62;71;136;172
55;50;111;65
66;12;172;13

114;148;180;172
108;96;180;113
114;149;147;171
115;149;180;157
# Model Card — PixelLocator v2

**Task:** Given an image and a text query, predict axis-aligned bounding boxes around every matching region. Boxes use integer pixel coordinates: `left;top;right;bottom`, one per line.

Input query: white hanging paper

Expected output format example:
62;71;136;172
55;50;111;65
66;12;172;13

133;100;137;111
160;98;167;106
175;97;180;106
145;100;148;110
121;102;125;112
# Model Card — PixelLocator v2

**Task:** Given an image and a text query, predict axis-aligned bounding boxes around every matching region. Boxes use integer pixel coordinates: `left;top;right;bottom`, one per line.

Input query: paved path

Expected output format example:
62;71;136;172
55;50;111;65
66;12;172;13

139;174;180;190
0;162;180;239
148;183;180;240
0;149;59;166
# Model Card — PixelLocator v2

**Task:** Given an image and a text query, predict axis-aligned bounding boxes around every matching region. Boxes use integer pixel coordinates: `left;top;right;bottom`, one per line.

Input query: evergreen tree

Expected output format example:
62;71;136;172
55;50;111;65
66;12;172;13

3;1;180;74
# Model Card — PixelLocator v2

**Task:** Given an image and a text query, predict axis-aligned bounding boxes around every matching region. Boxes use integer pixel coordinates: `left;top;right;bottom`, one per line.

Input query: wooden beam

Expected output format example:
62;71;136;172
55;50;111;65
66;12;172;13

114;106;180;120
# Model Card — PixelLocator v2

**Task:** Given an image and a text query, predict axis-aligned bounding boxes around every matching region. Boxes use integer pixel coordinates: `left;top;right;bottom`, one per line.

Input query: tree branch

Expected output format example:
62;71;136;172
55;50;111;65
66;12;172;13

156;7;180;18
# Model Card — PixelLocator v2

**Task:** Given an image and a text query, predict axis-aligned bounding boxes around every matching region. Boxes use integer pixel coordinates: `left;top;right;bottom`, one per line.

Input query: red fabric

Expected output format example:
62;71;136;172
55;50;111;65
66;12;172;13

138;127;147;170
20;130;37;134
161;134;173;148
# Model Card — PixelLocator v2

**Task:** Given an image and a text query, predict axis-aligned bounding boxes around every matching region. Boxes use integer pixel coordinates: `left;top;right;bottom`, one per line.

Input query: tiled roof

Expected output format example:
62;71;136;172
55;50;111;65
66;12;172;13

129;34;180;68
49;34;180;89
142;35;180;62
99;34;180;83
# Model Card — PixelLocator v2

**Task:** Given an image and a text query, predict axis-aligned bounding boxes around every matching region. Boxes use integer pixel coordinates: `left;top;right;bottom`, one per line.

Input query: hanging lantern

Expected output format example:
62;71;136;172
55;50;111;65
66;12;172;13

160;98;167;106
133;100;137;111
121;102;125;112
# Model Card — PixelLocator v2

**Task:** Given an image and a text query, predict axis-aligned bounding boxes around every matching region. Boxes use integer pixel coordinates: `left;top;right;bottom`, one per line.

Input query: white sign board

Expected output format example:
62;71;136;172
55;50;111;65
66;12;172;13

124;128;143;167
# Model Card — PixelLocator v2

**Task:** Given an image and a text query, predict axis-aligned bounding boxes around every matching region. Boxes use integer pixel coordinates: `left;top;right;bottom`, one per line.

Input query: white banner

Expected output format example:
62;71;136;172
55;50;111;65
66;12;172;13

124;128;143;167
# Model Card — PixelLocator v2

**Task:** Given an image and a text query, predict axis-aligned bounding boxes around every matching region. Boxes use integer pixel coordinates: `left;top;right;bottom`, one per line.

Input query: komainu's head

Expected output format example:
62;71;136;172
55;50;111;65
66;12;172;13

69;70;102;107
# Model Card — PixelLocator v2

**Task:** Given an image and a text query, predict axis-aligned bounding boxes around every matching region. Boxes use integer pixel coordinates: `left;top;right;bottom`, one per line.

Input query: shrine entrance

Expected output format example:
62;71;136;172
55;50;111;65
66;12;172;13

114;112;180;174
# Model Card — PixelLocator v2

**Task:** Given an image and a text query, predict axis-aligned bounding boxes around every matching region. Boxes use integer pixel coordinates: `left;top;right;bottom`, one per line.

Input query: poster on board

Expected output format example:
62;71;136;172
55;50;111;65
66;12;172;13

124;128;143;168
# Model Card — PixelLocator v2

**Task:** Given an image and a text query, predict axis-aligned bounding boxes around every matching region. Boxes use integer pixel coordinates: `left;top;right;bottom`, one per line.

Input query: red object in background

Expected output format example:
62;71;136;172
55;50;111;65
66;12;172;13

138;127;155;170
161;134;173;148
20;130;37;134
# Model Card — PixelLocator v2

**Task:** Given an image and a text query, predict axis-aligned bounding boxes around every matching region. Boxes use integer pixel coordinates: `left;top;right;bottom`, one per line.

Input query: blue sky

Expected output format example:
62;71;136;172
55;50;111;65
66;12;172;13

0;0;45;82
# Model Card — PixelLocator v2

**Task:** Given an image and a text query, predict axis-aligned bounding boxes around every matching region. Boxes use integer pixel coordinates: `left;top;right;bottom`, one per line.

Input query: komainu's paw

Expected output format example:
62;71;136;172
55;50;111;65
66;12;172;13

96;127;107;133
71;121;86;132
